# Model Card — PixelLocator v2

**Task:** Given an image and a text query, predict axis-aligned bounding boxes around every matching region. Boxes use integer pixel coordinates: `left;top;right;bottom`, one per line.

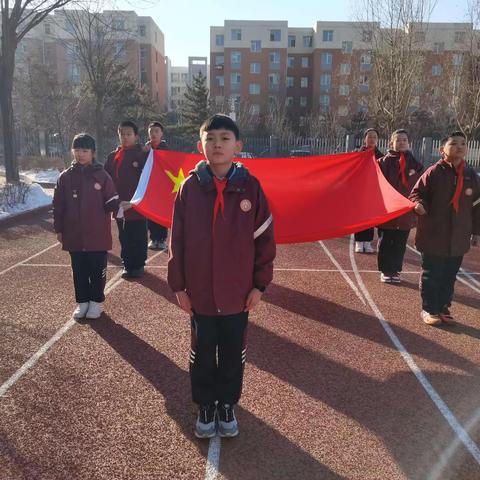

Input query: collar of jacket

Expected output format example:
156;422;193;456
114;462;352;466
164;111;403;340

191;160;248;191
70;161;103;173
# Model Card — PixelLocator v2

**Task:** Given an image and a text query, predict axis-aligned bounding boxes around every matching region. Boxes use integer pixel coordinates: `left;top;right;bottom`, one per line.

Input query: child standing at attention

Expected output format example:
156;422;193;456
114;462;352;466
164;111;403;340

53;134;119;319
105;121;148;278
410;131;480;325
168;114;276;439
377;129;423;283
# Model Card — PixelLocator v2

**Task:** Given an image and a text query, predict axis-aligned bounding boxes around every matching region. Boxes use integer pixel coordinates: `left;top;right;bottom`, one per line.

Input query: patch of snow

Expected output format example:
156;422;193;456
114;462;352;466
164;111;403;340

0;183;52;220
22;168;61;183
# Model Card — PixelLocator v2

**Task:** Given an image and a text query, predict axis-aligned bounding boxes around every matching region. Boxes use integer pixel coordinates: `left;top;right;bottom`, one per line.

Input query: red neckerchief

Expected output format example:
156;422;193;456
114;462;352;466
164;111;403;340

450;160;465;212
212;176;227;235
114;147;126;178
398;152;409;189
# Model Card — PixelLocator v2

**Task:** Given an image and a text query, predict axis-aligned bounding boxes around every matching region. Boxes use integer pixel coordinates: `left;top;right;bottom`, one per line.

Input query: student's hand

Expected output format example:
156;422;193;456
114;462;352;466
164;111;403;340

175;291;192;315
142;142;152;153
56;232;62;242
472;234;480;247
414;203;426;215
244;288;263;311
120;201;133;211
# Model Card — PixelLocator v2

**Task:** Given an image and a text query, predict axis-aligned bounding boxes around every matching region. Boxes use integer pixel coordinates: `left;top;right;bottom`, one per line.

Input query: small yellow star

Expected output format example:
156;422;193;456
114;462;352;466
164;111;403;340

165;168;186;193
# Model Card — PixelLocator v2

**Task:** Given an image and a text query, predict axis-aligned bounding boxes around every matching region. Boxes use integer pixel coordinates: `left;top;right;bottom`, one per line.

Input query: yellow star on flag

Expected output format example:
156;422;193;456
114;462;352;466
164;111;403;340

165;168;186;193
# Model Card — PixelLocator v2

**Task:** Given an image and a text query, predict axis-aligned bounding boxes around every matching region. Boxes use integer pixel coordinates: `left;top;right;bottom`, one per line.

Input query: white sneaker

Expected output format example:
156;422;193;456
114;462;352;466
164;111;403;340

355;241;364;253
363;242;375;253
73;302;89;319
86;301;103;319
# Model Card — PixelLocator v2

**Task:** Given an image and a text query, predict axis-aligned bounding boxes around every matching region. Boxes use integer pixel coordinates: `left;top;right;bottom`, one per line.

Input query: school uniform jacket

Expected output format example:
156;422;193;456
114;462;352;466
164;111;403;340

167;161;276;316
378;150;424;230
53;162;119;252
409;159;480;257
104;144;147;221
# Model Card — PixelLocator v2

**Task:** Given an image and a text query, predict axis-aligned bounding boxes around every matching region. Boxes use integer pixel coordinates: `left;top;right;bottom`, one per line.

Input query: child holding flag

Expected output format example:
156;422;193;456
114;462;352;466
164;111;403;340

105;121;148;278
410;131;480;325
377;129;423;283
167;114;276;439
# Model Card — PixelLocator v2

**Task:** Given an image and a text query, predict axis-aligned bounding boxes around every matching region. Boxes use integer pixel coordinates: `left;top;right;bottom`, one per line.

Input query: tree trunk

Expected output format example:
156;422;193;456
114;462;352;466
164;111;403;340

95;95;105;163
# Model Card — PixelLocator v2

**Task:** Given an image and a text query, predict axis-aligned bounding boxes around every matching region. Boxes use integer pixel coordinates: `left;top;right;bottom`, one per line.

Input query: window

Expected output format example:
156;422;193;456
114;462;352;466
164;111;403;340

268;73;280;91
249;83;261;95
340;63;351;75
269;51;280;69
323;30;333;42
270;29;281;41
338;105;349;117
216;76;224;87
300;77;308;88
301;57;310;68
342;41;353;54
216;34;224;46
360;53;371;65
432;64;442;76
115;42;126;59
454;31;466;43
44;23;52;35
339;84;350;96
319;94;330;111
300;96;307;107
231;29;242;40
215;55;224;66
452;53;463;66
320;73;331;92
286;76;294;87
285;97;294;107
231;73;241;91
288;35;296;47
321;52;333;68
231;51;241;68
139;25;146;37
359;74;369;92
362;30;372;42
287;56;295;68
69;64;80;85
303;35;313;47
250;62;261;74
433;42;444;54
113;18;125;31
251;40;261;52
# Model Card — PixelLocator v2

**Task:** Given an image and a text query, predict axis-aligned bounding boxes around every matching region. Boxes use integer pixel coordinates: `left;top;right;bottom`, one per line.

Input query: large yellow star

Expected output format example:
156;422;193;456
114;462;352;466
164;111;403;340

165;168;185;193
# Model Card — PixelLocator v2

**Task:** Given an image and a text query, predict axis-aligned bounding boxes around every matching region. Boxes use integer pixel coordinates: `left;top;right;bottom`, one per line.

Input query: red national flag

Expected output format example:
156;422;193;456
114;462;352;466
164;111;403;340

131;149;414;244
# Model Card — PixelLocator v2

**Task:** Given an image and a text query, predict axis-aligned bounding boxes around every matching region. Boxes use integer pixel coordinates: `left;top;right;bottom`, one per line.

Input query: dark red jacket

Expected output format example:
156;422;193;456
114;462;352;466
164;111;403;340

409;160;480;257
104;144;147;221
53;162;119;252
378;150;423;230
168;161;276;316
357;145;384;160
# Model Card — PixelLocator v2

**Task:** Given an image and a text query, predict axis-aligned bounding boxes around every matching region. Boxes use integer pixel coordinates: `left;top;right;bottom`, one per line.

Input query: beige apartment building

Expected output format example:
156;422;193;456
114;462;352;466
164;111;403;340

210;20;477;123
14;10;167;108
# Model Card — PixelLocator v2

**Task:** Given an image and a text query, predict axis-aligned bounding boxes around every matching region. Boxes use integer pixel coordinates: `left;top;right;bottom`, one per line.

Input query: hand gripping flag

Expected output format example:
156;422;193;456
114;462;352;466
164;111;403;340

130;149;415;244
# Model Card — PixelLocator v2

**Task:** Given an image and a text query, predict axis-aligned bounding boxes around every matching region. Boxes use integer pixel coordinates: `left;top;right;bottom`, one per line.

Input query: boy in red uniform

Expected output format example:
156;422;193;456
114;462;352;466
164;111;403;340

53;134;119;319
105;121;148;278
168;114;276;438
377;129;423;283
410;131;480;325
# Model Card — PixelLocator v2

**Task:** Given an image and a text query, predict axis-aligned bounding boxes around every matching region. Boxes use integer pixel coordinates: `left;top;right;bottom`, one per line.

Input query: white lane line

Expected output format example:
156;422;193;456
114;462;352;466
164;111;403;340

18;264;168;269
204;435;222;480
318;241;366;305
406;244;480;296
349;235;480;464
0;251;164;398
0;242;59;276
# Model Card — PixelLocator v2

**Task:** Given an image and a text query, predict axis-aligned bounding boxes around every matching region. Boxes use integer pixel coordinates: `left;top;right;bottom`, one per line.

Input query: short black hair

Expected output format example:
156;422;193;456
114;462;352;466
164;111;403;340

363;128;379;138
118;120;139;135
148;121;164;131
199;114;240;140
440;131;466;146
72;133;95;151
390;129;409;141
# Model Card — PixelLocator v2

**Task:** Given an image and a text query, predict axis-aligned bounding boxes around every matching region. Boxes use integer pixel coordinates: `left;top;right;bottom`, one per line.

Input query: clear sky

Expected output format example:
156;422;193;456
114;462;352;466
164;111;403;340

116;0;471;65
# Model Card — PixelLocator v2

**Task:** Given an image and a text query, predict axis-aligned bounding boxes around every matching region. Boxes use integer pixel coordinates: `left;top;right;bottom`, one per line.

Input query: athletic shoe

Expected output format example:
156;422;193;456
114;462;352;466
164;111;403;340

121;268;130;278
391;273;401;283
380;273;393;283
73;302;89;319
363;242;375;254
148;240;158;250
421;310;442;326
217;404;239;438
355;241;364;253
129;267;144;278
195;404;217;439
158;239;168;251
439;307;455;324
86;301;103;319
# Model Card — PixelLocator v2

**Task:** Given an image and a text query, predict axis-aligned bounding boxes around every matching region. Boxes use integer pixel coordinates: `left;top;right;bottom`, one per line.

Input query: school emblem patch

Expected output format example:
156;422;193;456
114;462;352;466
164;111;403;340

94;182;101;190
240;199;252;212
465;188;473;196
408;169;416;176
133;161;139;168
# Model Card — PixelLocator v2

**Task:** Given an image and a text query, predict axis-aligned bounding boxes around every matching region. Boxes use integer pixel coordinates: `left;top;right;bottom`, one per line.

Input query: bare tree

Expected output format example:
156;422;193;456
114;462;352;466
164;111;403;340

355;0;437;133
1;0;73;182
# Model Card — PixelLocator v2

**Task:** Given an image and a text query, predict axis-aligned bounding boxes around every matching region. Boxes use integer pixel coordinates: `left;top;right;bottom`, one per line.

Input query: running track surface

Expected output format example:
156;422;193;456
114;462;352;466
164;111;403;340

1;210;479;480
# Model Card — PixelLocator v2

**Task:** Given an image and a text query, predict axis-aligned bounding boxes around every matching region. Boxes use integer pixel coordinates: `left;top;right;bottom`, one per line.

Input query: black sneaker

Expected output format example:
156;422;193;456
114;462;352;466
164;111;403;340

217;403;239;437
195;404;217;439
129;267;144;278
121;268;131;279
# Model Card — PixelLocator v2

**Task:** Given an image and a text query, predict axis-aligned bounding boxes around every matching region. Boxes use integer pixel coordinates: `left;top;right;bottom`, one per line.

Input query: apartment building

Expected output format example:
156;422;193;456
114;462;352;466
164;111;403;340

210;20;477;122
14;10;167;108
